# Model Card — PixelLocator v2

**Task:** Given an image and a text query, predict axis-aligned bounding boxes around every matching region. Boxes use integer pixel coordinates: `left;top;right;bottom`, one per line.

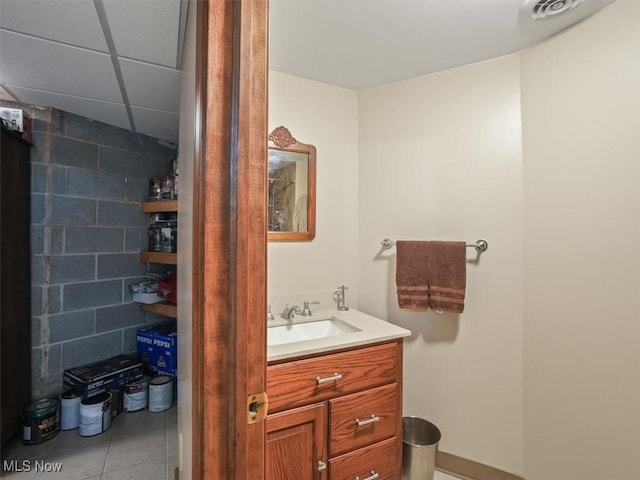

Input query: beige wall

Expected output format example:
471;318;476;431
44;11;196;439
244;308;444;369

268;71;359;308
176;0;196;476
521;1;640;478
268;2;640;477
358;55;525;474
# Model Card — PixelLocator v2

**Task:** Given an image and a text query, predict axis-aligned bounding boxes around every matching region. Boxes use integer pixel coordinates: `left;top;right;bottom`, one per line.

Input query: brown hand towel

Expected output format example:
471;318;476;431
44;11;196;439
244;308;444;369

428;241;466;314
395;241;430;310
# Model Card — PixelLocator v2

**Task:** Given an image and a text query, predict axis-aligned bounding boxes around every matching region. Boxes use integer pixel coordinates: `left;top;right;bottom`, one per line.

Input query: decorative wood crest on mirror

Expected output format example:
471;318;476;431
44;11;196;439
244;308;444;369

268;126;316;241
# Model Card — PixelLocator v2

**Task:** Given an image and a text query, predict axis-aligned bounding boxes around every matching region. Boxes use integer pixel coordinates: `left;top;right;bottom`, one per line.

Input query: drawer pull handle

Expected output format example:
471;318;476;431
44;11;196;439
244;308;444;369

316;373;343;384
355;415;380;427
356;471;379;480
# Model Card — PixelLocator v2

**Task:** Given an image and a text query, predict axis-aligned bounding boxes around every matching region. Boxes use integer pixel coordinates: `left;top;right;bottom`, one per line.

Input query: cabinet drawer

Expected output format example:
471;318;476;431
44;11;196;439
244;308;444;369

329;437;397;480
329;383;397;456
267;342;399;412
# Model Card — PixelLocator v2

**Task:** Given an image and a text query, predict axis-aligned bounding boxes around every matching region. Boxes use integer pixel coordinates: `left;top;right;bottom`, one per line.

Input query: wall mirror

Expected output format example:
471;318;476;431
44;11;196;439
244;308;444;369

268;126;316;241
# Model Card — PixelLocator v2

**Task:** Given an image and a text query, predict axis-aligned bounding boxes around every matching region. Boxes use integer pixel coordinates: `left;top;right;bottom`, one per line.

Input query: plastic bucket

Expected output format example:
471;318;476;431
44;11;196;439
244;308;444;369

402;416;441;480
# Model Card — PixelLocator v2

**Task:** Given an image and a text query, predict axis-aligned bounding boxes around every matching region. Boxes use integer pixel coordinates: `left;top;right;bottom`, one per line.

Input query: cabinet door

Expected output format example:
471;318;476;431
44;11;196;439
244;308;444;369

266;402;327;480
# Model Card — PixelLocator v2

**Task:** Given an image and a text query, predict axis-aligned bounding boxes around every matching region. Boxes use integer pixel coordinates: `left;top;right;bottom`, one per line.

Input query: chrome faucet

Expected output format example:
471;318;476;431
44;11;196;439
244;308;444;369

281;304;301;321
300;300;320;317
334;285;349;311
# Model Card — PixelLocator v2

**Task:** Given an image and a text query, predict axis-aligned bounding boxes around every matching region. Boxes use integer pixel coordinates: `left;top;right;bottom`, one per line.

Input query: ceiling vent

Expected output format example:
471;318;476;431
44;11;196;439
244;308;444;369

522;0;584;20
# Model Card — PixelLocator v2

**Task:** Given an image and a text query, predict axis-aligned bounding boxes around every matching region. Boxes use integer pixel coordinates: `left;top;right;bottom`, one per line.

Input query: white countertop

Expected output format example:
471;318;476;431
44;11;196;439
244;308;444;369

267;308;411;362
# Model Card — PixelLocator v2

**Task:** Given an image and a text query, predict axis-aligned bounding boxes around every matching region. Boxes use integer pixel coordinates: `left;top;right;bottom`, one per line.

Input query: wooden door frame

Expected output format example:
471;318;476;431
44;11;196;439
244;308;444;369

192;0;268;478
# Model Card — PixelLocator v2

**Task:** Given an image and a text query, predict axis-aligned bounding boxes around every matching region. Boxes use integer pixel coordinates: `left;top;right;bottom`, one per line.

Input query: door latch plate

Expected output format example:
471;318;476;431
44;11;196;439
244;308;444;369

247;392;268;423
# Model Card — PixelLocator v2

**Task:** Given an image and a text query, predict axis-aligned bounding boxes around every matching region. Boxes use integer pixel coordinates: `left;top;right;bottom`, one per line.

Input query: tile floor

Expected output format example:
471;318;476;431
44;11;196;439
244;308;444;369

1;406;177;480
1;407;460;480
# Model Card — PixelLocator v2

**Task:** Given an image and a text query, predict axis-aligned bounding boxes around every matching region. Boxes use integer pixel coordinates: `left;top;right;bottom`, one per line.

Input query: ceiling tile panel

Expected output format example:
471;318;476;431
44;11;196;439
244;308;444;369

120;59;181;112
0;31;122;103
131;106;179;144
0;0;107;51
0;85;16;102
102;0;181;67
9;86;130;131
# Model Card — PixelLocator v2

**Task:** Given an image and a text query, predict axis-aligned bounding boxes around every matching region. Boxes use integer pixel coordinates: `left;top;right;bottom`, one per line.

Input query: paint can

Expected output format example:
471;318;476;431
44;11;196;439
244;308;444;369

79;392;112;437
22;398;60;445
148;375;173;412
123;376;149;412
59;391;81;430
110;389;123;417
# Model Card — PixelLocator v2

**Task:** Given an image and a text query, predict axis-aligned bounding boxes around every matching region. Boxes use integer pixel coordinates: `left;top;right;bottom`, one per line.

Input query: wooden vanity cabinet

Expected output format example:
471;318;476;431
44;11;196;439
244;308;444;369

266;340;403;480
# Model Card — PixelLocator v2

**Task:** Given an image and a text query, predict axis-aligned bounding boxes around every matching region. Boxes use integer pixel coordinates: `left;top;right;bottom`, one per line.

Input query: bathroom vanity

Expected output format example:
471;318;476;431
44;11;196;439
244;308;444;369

266;309;410;480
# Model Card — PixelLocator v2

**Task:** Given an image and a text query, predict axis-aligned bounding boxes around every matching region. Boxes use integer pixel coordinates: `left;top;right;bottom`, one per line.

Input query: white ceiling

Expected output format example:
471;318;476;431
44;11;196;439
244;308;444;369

0;0;618;144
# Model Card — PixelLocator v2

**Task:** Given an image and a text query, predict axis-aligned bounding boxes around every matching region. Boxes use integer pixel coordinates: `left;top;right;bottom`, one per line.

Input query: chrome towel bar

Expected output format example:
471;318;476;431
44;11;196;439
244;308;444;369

380;238;488;253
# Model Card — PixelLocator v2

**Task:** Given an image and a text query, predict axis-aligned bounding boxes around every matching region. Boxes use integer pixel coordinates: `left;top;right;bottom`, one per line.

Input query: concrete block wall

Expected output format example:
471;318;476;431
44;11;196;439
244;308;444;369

12;103;177;398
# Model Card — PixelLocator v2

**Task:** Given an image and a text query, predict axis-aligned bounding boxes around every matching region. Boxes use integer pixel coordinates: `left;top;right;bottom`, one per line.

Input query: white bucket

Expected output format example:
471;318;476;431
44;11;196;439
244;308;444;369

79;392;112;437
59;391;81;430
148;375;173;412
123;376;149;412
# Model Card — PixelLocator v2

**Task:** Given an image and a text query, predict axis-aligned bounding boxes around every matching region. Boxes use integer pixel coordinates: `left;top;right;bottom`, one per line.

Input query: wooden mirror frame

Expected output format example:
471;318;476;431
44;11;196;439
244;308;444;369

267;126;316;241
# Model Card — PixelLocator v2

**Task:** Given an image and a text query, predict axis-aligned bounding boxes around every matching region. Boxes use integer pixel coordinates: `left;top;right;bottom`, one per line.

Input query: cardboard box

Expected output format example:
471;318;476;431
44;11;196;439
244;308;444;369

63;355;144;399
132;291;164;304
0;107;31;142
136;322;177;372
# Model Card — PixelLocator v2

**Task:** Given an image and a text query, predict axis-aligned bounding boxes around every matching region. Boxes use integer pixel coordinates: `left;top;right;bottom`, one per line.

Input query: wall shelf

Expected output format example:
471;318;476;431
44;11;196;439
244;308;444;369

140;199;177;321
141;200;178;213
140;251;177;265
139;302;177;318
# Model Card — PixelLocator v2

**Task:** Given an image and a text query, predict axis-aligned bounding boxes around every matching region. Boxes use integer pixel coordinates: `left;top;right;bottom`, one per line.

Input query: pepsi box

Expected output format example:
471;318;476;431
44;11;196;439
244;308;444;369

136;322;177;373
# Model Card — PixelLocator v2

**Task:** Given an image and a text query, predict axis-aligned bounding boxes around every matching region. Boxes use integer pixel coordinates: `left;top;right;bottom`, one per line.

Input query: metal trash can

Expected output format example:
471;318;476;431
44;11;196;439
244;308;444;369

402;416;441;480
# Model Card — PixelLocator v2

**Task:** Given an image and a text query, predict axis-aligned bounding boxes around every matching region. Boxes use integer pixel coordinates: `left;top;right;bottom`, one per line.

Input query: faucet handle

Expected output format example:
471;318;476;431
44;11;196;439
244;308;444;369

267;304;275;322
301;300;320;317
334;285;349;311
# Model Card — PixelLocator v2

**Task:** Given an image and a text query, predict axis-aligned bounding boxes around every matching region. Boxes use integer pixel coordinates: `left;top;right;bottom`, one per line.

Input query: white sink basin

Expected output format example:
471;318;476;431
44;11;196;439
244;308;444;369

268;317;361;346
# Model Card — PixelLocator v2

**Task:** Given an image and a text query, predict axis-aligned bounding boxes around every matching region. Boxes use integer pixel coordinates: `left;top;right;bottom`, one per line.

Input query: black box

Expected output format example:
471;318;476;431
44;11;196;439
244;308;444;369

63;355;144;399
